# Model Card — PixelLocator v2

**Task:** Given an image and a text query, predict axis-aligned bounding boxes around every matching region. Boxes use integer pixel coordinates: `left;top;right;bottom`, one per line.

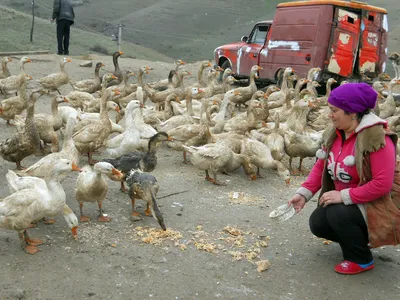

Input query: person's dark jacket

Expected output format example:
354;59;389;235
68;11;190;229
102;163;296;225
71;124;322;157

52;0;75;24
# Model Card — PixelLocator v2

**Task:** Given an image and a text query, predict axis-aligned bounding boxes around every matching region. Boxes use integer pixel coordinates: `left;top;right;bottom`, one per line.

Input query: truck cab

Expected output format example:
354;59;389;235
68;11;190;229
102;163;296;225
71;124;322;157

214;0;388;84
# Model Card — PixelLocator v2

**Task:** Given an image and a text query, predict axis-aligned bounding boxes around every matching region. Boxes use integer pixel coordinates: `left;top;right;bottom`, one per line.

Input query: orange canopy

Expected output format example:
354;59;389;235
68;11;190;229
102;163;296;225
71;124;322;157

277;0;387;14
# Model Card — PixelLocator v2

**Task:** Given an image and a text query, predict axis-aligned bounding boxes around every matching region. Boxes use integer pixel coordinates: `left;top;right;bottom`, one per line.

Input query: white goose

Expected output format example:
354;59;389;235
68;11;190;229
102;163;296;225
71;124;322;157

105;100;142;158
75;162;123;222
0;159;81;254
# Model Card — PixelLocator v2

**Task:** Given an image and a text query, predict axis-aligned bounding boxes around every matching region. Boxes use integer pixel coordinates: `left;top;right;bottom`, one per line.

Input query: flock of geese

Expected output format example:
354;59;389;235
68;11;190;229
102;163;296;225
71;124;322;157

0;50;399;255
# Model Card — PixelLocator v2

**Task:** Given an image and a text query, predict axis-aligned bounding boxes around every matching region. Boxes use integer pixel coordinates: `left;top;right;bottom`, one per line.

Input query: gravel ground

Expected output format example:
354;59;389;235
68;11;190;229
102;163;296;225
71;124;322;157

0;54;399;300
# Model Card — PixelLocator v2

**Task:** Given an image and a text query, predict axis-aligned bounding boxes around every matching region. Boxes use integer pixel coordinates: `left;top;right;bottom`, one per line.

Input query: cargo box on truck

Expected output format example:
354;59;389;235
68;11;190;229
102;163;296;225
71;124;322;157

214;0;388;84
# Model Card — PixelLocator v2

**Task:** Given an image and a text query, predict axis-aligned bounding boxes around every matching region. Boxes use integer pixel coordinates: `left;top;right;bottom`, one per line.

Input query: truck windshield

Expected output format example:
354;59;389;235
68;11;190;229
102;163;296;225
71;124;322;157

249;25;270;44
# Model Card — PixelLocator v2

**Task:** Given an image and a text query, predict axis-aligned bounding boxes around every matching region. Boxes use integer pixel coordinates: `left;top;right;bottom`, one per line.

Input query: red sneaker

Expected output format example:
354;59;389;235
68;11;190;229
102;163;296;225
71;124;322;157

334;260;374;275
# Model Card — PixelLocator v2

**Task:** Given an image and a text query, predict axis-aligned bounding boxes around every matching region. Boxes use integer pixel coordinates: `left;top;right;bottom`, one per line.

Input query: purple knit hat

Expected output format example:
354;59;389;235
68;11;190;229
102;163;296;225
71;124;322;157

328;83;377;113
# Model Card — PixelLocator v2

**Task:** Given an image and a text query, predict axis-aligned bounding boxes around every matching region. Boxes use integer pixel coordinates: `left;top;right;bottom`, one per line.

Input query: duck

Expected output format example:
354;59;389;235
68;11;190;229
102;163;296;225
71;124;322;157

379;78;400;119
102;132;171;192
229;65;262;109
0;56;12;79
126;169;166;230
105;100;142;158
0;57;32;96
16;116;80;178
0;159;81;254
73;88;121;165
0;89;49;169
0;74;32;125
75;162;123;222
106;51;124;87
240;137;290;185
38;57;72;94
69;62;105;93
182;142;237;185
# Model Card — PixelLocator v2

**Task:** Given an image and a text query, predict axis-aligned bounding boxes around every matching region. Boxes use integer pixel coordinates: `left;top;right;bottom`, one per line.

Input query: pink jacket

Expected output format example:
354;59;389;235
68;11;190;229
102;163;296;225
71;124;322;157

296;115;396;205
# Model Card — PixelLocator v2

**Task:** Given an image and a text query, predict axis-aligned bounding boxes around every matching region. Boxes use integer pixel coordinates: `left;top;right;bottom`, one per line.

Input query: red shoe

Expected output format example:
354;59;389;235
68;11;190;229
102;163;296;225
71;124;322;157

334;260;374;275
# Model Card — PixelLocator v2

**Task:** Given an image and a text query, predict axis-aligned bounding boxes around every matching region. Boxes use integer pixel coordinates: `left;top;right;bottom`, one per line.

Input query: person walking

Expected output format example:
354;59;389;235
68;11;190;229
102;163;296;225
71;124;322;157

51;0;75;55
288;82;398;275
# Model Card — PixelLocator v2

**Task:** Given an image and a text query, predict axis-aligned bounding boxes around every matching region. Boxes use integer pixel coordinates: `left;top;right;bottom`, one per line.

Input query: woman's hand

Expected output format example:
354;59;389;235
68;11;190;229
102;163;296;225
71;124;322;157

288;194;306;213
319;190;343;207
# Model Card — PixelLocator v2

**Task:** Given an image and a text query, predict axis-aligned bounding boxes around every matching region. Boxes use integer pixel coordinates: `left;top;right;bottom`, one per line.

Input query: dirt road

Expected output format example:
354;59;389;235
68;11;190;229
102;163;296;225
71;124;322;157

0;54;399;300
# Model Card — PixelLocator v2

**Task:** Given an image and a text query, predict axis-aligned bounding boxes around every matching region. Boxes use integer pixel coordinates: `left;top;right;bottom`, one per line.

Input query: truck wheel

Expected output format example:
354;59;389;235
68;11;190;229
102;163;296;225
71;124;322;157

221;60;231;70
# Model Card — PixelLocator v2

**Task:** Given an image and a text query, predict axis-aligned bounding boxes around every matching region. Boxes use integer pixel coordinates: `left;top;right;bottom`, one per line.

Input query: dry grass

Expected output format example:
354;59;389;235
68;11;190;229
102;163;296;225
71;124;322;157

0;5;172;62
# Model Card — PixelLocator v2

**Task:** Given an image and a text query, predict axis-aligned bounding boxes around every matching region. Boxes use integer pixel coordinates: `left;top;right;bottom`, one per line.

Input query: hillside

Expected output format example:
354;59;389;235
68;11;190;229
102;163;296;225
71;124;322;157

0;0;399;64
0;5;172;62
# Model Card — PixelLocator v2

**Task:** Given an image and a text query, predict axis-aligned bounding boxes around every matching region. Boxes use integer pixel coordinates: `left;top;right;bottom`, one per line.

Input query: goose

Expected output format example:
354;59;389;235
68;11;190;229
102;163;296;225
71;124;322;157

0;159;81;254
183;142;238;185
379;78;400;119
38;57;72;94
147;59;186;90
73;88;121;164
69;62;105;93
0;56;12;79
0;89;49;169
105;100;142;158
75;162;123;222
17;116;80;178
0;57;32;96
103;132;171;192
106;51;124;87
229;65;262;109
126;169;166;230
0;74;32;125
240;137;290;185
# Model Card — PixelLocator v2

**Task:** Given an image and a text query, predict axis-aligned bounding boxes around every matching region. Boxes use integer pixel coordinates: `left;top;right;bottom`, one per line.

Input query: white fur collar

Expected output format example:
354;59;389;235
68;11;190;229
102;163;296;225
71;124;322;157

355;113;387;133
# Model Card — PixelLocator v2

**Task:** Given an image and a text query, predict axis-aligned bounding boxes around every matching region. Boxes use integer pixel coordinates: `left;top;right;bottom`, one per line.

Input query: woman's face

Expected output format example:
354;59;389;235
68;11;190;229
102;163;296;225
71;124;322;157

328;103;355;131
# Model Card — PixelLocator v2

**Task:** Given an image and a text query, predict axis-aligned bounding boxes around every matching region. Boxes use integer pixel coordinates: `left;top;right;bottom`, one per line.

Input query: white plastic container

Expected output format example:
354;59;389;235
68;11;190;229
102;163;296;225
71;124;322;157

269;204;296;222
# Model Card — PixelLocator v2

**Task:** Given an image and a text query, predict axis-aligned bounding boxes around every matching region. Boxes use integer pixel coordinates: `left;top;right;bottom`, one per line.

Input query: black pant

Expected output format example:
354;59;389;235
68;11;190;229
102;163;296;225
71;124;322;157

57;19;72;55
309;203;373;264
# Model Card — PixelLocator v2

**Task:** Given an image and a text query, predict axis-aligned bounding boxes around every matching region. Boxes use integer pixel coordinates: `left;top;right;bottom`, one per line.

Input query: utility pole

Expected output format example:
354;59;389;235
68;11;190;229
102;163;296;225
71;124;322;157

117;24;122;52
30;0;35;43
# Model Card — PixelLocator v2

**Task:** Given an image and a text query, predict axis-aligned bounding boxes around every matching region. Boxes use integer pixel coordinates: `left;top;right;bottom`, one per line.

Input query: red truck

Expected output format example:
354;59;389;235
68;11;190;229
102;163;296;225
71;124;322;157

214;0;388;84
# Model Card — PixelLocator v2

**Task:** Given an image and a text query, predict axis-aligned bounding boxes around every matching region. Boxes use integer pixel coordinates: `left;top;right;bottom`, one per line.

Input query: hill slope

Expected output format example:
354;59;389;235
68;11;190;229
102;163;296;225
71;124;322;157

1;0;399;63
0;5;172;62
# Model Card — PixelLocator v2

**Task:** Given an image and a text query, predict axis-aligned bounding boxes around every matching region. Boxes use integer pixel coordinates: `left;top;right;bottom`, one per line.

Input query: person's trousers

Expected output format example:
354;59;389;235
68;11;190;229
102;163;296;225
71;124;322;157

57;19;72;54
309;203;373;264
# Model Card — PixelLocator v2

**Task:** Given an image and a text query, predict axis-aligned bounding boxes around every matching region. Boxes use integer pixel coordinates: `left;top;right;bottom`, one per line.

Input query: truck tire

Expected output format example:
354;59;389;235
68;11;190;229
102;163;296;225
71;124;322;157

221;60;231;70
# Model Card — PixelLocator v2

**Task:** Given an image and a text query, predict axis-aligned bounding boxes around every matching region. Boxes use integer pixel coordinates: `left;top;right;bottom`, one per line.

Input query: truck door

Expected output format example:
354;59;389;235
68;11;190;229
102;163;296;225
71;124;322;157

327;8;361;77
358;11;382;75
237;24;270;76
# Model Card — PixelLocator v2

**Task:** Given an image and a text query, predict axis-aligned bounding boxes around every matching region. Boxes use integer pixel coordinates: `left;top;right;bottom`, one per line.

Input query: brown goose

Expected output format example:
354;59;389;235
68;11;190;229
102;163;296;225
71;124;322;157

0;89;49;169
0;56;12;79
69;62;105;93
106;51;124;87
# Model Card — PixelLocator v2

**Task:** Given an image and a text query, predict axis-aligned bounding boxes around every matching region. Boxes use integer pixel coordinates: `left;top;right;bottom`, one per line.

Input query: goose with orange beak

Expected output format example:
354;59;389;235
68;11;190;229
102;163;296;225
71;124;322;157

75;162;124;222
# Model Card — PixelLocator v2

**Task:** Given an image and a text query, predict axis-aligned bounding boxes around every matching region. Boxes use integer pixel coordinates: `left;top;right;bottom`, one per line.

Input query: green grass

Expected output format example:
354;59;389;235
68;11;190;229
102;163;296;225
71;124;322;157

0;5;173;62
